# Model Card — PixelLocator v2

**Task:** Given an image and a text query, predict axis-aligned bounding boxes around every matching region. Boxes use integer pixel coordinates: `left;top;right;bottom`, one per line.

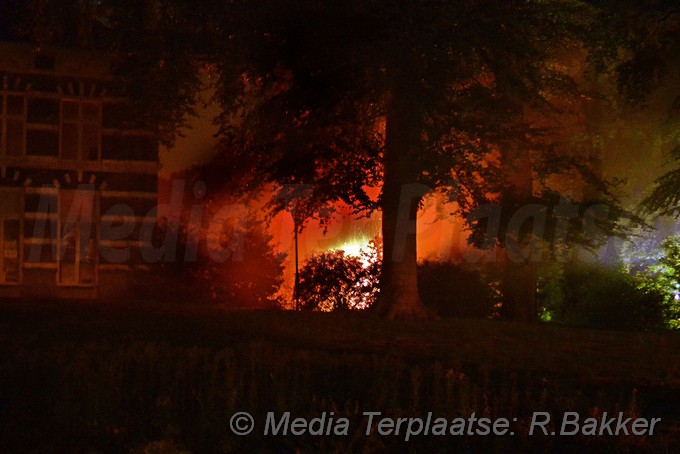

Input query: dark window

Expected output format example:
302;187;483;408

60;123;79;159
27;130;59;156
102;103;128;129
102;134;157;161
2;95;26;156
28;98;59;125
0;189;22;285
101;196;157;218
7;96;24;116
59;100;101;161
100;172;157;193
102;102;149;129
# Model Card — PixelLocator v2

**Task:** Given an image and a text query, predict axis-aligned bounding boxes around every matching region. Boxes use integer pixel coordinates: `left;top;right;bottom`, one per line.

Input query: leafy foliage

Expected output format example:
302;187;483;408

418;261;500;319
1;0;663;318
602;2;680;218
208;0;639;319
152;168;286;309
635;235;680;329
642;146;680;217
215;0;606;214
197;214;286;309
537;262;667;330
297;244;380;312
298;246;500;319
152;210;286;309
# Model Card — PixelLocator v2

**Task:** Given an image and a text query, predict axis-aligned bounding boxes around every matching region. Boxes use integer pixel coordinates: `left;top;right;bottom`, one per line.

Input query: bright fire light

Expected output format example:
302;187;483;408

338;241;365;258
333;237;375;268
333;236;375;268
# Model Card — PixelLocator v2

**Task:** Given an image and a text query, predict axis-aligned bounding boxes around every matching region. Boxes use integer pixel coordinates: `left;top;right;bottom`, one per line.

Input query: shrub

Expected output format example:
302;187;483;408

149;213;286;309
417;261;499;319
297;249;379;311
634;235;680;329
538;262;666;330
297;247;498;318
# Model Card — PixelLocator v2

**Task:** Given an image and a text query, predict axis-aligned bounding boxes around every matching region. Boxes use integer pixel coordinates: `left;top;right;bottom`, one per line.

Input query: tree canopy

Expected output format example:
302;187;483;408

1;0;664;320
211;0;631;319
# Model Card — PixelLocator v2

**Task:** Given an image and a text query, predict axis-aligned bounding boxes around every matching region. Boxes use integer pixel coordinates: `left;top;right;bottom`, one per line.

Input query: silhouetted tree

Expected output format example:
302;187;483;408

213;0;615;320
635;235;680;328
538;262;666;330
600;2;680;216
3;0;651;320
155;169;286;308
196;214;286;309
297;250;378;312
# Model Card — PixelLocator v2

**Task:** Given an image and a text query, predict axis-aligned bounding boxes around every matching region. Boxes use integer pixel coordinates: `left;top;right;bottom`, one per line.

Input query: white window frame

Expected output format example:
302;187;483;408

59;99;102;161
57;189;100;287
0;187;23;285
1;92;27;157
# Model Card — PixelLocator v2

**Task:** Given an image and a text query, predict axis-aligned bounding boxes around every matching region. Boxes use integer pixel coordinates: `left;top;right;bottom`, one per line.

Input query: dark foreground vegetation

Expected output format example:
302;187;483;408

1;301;679;453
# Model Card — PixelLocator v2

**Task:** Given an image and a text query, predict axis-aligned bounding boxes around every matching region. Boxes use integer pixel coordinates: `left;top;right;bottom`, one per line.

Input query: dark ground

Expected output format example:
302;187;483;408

1;300;679;453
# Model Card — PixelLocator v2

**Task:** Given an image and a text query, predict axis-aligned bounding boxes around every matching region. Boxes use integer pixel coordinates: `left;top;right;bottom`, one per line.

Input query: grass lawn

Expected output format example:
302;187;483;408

1;300;679;452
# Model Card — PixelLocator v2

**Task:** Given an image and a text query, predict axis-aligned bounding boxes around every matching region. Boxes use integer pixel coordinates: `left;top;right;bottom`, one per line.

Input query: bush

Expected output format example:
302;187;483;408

634;235;680;329
149;213;286;309
297;249;379;311
297;248;498;318
418;261;499;319
538;262;666;330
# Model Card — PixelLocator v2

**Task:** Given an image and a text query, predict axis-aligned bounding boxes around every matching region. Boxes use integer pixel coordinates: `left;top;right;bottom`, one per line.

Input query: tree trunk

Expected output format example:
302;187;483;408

499;144;539;322
500;251;538;321
375;69;434;320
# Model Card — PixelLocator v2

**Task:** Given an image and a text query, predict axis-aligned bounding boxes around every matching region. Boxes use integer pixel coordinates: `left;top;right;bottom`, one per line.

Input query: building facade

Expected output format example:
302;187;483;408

0;42;159;299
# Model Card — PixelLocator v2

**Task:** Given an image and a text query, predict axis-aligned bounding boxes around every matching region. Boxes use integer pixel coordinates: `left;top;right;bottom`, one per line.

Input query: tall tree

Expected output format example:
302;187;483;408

4;0;637;319
624;3;680;216
576;2;680;218
213;0;601;319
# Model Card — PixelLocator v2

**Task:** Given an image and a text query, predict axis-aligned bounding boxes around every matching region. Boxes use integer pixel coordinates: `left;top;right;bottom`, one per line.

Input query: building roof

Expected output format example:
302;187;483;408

0;41;112;79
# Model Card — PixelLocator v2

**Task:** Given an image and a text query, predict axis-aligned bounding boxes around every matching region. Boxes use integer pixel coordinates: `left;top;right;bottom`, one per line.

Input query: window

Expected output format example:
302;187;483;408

57;189;99;286
102;134;157;161
60;100;102;161
26;97;59;157
0;188;22;285
1;94;26;156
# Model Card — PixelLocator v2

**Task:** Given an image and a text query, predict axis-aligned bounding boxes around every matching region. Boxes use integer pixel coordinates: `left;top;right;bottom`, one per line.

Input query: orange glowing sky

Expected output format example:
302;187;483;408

159;66;680;302
159;93;474;300
160;86;474;248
